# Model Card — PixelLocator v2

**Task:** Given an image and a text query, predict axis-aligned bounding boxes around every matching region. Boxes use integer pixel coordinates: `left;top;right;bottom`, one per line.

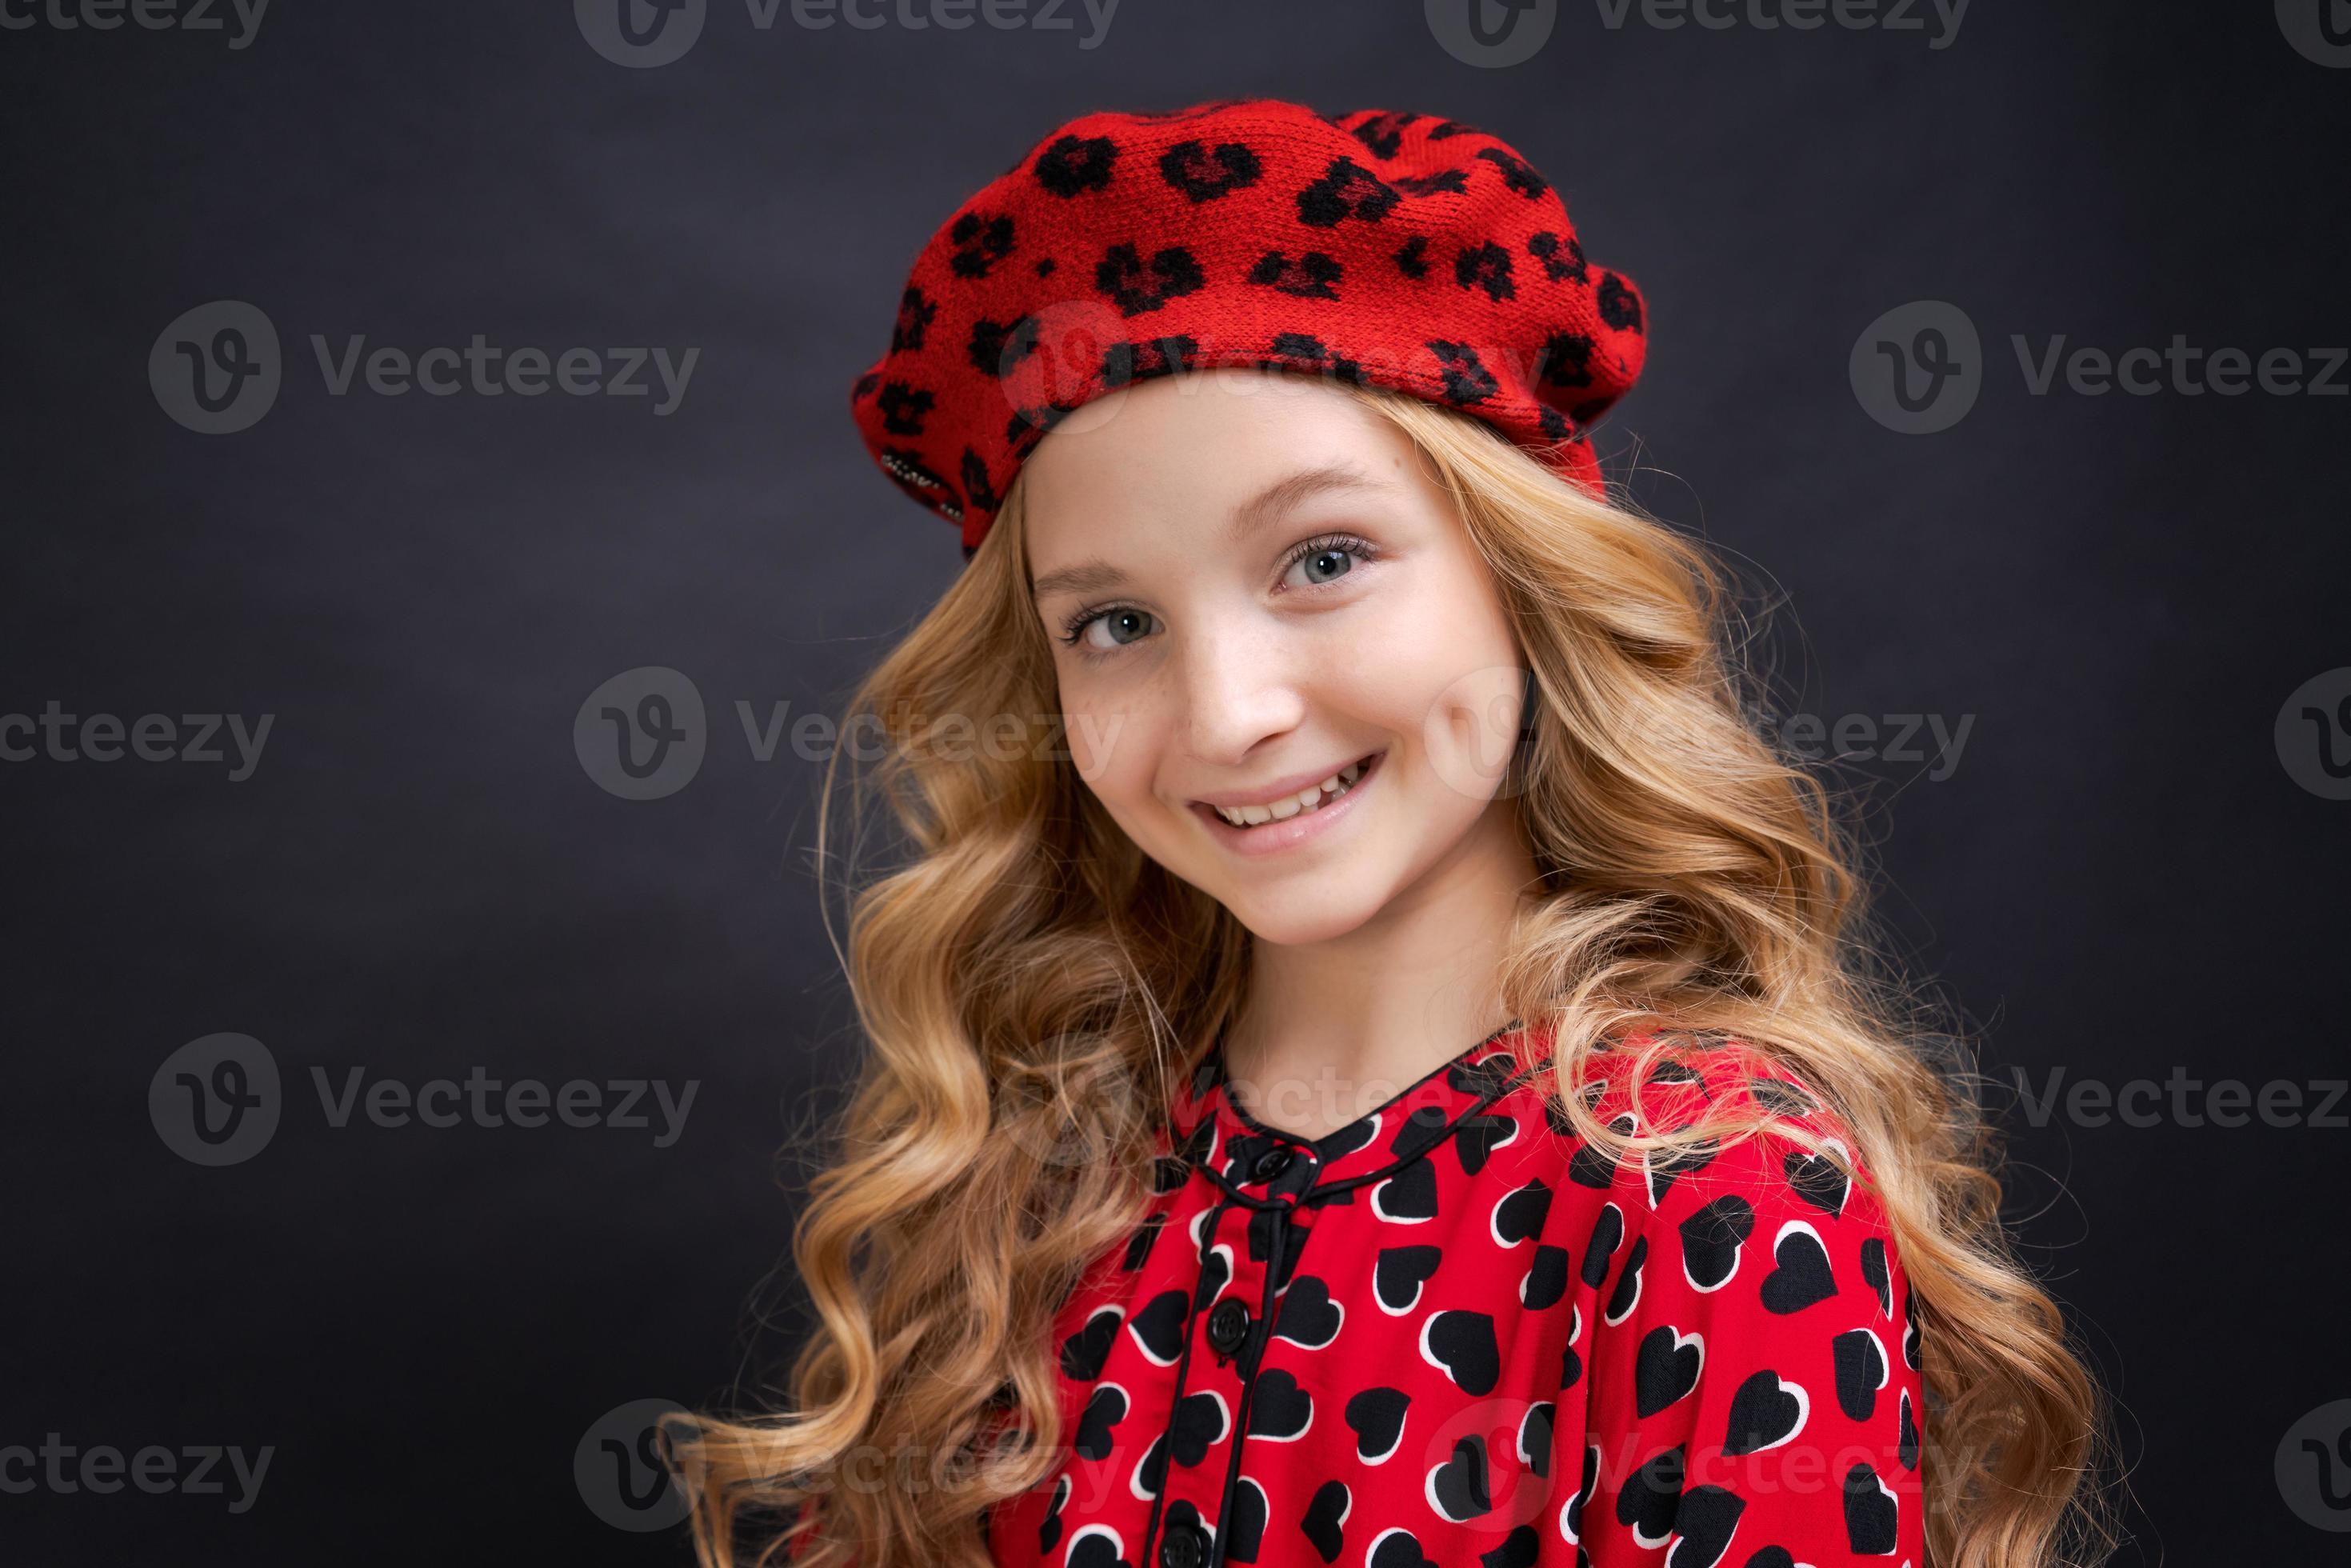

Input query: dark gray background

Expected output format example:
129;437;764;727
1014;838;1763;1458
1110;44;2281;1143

4;0;2346;1561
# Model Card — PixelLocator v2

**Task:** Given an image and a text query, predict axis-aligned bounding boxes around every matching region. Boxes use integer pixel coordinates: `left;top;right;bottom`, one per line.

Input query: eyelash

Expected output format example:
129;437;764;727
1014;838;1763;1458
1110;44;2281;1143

1056;532;1380;654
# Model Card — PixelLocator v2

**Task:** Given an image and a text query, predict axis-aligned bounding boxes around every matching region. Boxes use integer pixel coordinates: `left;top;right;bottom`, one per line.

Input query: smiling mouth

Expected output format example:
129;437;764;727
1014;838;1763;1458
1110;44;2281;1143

1199;751;1383;829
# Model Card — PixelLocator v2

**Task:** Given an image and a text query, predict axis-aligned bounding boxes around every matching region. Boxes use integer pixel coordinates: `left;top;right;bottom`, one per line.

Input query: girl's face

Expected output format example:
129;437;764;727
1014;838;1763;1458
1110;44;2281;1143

1021;370;1531;945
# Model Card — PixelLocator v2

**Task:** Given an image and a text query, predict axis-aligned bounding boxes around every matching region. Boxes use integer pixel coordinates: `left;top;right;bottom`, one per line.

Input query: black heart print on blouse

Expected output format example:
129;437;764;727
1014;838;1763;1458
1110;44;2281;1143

1665;1485;1745;1568
1245;1367;1313;1442
1374;1246;1441;1314
1429;1434;1492;1522
1759;1222;1837;1314
1723;1369;1809;1456
1303;1478;1350;1561
1422;1309;1501;1395
1272;1274;1343;1349
1833;1327;1889;1421
1345;1386;1410;1463
1633;1325;1705;1417
1679;1194;1755;1291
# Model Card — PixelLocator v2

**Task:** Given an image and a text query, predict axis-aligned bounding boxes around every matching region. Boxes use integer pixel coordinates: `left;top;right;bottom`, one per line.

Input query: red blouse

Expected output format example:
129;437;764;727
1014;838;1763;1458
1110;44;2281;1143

985;1022;1926;1568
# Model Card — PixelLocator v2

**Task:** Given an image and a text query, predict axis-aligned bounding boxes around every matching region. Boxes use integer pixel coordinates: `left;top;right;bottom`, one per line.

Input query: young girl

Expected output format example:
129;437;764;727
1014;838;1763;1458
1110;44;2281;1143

666;98;2109;1568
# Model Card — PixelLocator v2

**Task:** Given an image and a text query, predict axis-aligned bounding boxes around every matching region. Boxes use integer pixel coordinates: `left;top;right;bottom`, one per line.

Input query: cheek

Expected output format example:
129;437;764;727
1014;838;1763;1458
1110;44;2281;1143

1062;695;1154;802
1341;590;1525;801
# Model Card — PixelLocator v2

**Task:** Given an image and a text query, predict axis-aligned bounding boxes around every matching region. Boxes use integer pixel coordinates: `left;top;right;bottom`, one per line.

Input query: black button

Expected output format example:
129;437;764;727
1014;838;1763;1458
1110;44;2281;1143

1251;1146;1293;1182
1159;1519;1208;1568
1206;1298;1251;1356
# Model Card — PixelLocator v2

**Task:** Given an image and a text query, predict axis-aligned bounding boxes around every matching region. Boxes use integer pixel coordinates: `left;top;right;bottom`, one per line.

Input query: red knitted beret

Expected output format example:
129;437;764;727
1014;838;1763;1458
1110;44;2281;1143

849;97;1649;562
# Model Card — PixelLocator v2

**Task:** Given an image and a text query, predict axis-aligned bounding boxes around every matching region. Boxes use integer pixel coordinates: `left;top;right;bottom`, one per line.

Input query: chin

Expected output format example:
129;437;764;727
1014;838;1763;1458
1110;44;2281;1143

1200;874;1389;946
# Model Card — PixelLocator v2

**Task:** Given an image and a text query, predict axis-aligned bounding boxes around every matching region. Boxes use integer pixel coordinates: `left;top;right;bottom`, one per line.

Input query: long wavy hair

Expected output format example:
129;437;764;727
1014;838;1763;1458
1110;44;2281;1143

662;378;2117;1568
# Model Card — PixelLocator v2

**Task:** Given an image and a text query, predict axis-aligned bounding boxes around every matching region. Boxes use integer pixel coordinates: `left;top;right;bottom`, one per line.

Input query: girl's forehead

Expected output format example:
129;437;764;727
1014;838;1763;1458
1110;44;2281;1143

1026;373;1393;498
1024;411;1417;577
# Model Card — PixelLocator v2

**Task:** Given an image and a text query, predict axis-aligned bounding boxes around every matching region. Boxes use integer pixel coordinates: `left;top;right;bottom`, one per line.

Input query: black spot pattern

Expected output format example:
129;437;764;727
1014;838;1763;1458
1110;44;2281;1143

1297;155;1401;226
851;100;1652;550
1159;138;1261;202
1094;242;1205;317
1249;250;1345;300
1034;133;1117;196
947;210;1014;278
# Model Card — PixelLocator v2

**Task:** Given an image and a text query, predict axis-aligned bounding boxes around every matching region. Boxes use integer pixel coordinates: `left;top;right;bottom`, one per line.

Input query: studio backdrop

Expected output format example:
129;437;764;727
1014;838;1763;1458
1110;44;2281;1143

3;2;2346;1563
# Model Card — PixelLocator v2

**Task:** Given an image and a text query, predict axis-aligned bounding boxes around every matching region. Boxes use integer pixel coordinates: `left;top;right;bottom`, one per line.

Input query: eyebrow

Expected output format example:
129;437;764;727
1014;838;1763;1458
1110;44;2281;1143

1028;462;1396;604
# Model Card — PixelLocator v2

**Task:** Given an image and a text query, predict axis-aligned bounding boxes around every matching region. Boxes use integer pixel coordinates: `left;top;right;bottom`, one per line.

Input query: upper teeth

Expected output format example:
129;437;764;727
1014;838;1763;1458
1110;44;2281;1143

1212;758;1366;827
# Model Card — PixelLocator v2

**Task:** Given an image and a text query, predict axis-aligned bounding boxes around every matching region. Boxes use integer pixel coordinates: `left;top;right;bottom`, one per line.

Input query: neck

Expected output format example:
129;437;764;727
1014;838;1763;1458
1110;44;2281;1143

1220;799;1539;1139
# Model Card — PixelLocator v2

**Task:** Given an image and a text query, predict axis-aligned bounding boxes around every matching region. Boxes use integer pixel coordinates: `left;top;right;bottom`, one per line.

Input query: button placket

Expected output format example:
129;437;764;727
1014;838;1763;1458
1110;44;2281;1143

1144;1197;1257;1568
1202;1144;1319;1568
1128;1023;1541;1568
1205;1296;1250;1361
1144;1138;1323;1568
1158;1518;1209;1568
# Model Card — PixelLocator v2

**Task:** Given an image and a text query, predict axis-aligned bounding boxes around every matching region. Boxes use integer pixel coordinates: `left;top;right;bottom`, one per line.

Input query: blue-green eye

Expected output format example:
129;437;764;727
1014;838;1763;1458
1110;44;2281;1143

1281;533;1376;589
1055;532;1378;658
1289;546;1355;586
1063;606;1158;652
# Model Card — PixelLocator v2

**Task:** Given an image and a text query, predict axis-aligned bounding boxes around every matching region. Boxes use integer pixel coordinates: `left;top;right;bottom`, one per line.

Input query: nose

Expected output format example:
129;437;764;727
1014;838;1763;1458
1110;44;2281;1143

1176;612;1309;768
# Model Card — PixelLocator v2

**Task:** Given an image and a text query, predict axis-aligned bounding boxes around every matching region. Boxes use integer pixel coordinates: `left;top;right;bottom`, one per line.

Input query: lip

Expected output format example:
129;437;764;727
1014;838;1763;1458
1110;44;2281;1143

1192;751;1384;811
1189;749;1384;858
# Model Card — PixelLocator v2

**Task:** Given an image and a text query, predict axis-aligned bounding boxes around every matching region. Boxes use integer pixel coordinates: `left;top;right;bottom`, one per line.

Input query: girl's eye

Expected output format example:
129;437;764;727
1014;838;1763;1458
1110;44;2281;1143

1055;534;1376;657
1063;606;1158;653
1288;535;1373;592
